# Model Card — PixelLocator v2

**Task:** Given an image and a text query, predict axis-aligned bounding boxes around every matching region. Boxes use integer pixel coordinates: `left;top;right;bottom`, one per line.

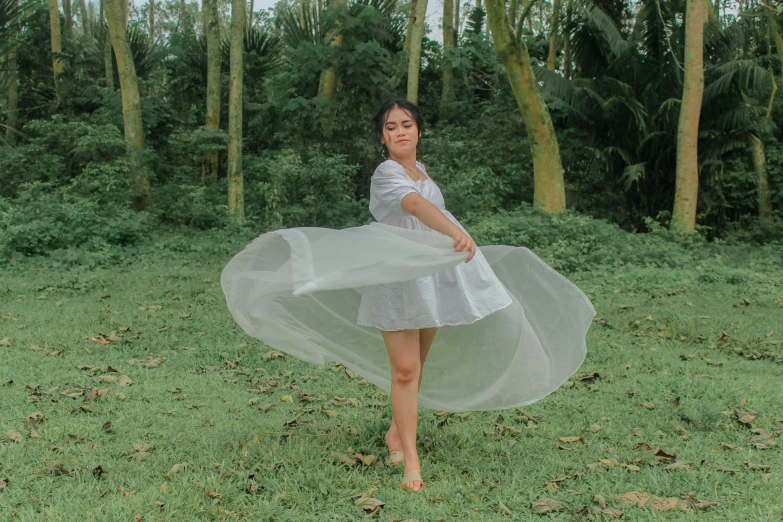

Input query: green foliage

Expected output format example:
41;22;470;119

467;203;723;274
153;181;229;230
0;174;151;258
246;149;368;230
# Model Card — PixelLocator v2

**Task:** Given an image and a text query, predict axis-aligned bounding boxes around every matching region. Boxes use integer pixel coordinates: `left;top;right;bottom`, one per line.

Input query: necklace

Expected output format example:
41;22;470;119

401;163;427;182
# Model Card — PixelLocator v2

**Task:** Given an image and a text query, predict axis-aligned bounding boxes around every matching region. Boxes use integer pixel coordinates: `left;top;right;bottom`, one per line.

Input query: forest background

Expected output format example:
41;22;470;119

1;0;783;262
2;0;783;519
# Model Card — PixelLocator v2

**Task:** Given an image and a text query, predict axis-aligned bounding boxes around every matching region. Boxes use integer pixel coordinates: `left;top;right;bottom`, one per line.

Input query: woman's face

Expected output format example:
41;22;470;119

381;107;419;159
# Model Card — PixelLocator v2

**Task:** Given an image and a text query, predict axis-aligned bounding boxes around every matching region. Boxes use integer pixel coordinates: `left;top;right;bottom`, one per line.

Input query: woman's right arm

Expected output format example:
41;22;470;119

401;193;476;262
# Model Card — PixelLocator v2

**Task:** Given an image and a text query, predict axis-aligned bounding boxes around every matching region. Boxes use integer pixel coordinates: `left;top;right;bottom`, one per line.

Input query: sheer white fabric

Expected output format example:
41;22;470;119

221;160;596;412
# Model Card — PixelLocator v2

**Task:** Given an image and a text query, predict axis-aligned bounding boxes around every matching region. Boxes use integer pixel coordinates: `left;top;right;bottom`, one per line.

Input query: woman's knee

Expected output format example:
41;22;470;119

391;360;421;385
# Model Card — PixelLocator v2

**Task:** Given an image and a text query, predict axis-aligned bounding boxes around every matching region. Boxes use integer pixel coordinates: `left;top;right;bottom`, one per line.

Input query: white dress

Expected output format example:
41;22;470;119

356;160;513;331
221;160;596;412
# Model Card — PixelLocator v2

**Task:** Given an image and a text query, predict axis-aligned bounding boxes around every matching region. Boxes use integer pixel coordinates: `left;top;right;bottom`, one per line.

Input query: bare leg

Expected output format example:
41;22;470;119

385;327;438;469
382;328;424;491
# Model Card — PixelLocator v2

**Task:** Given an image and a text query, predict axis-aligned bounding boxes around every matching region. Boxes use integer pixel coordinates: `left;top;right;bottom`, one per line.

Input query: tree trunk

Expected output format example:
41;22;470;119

101;0;114;89
105;0;150;210
227;0;245;221
485;0;566;213
406;0;428;103
318;0;346;103
441;0;455;115
766;4;783;74
454;0;459;39
204;0;221;186
749;134;773;221
78;0;91;36
403;0;418;57
149;0;156;42
5;0;19;145
564;0;571;78
248;0;254;30
48;0;65;104
509;0;517;29
62;0;73;41
547;0;560;70
671;0;707;233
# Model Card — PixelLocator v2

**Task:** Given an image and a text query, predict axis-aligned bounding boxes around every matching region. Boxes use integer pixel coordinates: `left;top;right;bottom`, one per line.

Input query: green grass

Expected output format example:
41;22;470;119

1;234;783;521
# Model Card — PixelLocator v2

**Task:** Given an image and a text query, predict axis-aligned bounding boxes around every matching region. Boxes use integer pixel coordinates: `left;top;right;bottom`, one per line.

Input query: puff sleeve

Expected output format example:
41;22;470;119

368;162;422;221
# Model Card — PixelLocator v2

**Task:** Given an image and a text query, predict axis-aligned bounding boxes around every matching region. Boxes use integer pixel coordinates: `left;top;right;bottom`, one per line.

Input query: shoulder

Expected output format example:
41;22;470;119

372;160;404;180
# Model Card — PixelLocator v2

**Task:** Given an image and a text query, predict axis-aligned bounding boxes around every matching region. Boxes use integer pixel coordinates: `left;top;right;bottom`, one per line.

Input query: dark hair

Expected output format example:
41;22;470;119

373;98;425;139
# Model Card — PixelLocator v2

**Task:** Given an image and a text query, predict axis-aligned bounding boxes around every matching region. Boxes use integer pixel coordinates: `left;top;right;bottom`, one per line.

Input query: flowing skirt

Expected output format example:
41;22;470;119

221;222;596;412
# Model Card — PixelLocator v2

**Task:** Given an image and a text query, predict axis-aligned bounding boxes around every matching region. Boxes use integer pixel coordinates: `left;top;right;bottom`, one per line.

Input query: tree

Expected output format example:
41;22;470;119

485;0;566;212
671;0;708;232
547;0;561;70
105;0;150;209
62;0;73;41
78;0;91;36
441;0;455;115
203;0;221;185
227;0;245;221
48;0;65;103
406;0;428;103
149;0;155;42
4;0;20;144
318;0;346;103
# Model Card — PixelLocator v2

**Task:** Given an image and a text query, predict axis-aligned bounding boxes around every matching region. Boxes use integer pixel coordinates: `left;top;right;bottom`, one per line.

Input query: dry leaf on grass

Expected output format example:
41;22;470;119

351;487;385;516
6;430;21;443
530;498;564;514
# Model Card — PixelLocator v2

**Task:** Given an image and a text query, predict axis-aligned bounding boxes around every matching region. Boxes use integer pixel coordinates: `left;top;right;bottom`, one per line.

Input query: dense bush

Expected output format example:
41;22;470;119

0;165;152;258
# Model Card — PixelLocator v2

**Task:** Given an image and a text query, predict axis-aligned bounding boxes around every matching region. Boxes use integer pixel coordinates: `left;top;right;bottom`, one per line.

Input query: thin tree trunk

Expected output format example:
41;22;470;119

546;0;560;70
671;0;707;232
63;0;73;40
749;135;773;221
48;0;65;104
204;0;221;185
564;0;571;78
485;0;566;212
441;0;455;115
105;0;150;209
406;0;428;103
78;0;91;36
101;0;114;89
227;0;245;221
403;0;418;57
454;0;459;39
318;0;346;103
5;0;19;145
149;0;156;42
247;0;253;30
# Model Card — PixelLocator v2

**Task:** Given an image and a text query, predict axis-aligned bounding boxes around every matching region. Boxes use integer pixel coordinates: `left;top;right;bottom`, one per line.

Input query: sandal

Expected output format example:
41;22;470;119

386;450;404;467
401;469;424;491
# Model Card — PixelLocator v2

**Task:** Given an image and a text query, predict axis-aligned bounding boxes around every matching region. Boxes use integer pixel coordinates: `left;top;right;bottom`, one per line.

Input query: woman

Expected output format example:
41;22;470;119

357;99;515;491
221;99;596;493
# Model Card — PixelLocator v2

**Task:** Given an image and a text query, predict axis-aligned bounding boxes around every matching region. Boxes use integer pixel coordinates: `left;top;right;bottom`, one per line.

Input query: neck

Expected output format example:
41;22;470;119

388;153;416;170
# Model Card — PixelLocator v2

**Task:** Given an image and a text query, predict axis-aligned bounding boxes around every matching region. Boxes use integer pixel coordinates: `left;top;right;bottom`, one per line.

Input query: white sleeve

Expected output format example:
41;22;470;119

370;163;421;217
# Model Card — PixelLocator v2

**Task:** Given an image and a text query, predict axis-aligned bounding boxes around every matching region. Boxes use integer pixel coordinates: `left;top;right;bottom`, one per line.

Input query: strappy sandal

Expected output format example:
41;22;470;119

401;469;424;491
386;450;404;467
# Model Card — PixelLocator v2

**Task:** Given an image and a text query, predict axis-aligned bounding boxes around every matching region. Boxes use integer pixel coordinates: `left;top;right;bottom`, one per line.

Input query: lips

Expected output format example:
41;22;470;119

396;139;409;143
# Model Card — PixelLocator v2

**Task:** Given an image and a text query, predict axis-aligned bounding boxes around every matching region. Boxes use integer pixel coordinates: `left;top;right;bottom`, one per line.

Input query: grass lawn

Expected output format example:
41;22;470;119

1;233;783;521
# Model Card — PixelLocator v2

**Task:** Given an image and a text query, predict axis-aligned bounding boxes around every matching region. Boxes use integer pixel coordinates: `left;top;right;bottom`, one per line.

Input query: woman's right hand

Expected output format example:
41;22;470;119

451;230;476;263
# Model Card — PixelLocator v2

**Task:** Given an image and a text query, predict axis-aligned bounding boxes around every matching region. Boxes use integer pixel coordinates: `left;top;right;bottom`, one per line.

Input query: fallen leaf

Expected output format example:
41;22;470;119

118;376;133;387
641;402;655;410
0;338;10;346
497;500;512;515
6;430;21;443
530;497;564;514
